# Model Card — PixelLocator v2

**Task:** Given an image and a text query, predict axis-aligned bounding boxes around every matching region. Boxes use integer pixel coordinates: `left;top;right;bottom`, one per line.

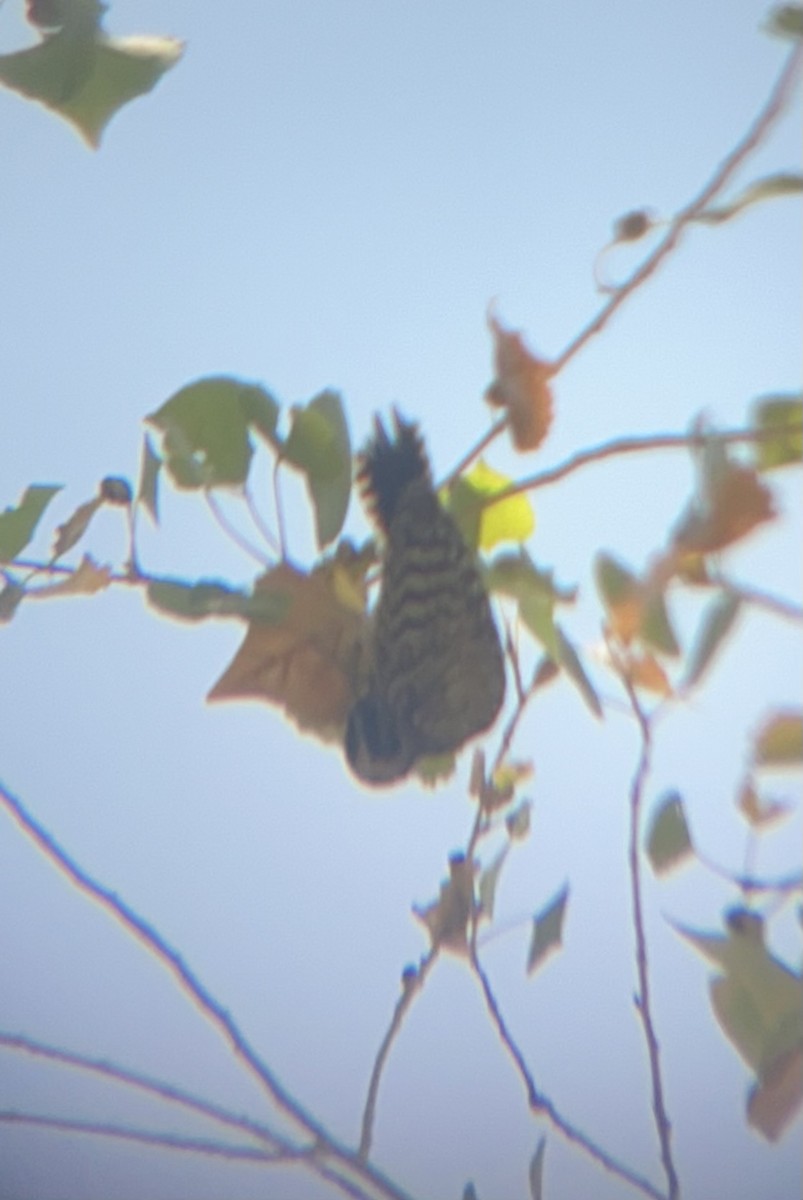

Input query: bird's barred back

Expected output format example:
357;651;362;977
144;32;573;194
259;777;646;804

346;412;506;784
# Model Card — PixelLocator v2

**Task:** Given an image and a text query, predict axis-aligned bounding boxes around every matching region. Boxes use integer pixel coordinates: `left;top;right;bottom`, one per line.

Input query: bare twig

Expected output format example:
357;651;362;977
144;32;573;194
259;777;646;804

487;422;803;505
273;460;288;560
713;574;803;624
620;676;680;1200
0;1111;279;1163
552;45;803;374
359;951;438;1160
693;857;803;896
0;1032;287;1153
469;950;665;1200
442;46;802;480
0;782;416;1200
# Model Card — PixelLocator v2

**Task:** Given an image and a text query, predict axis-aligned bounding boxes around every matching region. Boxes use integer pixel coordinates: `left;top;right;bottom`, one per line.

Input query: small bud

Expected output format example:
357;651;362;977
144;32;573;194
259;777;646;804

100;477;133;506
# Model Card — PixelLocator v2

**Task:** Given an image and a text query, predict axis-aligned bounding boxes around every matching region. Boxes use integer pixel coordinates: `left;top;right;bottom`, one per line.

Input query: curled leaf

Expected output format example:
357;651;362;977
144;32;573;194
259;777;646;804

486;313;554;452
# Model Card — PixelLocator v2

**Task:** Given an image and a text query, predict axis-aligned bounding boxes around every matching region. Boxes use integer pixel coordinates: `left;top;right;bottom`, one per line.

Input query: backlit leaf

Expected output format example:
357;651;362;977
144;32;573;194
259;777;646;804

137;434;161;523
414;855;475;954
555;625;603;718
683;592;741;690
737;778;791;828
448;463;535;552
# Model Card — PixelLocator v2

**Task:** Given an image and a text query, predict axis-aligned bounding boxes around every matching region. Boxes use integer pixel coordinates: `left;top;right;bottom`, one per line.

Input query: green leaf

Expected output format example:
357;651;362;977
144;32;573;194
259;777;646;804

148;376;258;490
415;752;456;786
0;581;25;623
527;883;568;975
485;551;574;660
641;590;680;657
283;390;351;549
679;913;803;1085
695;173;803;226
528;1138;547;1200
645;791;693;875
239;385;281;447
683;591;741;690
555;625;603;718
447;461;535;552
52;496;102;558
751;394;803;471
595;552;638;611
0;0;183;148
146;578;290;623
752;710;803;768
766;6;803;41
478;846;509;920
0;485;62;562
138;434;161;523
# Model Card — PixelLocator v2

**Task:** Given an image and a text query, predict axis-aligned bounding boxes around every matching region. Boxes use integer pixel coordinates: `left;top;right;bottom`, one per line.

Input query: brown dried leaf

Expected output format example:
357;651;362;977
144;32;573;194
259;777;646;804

737;778;792;829
486;313;554;452
673;464;776;555
628;653;673;696
208;554;369;741
52;496;103;558
31;555;112;598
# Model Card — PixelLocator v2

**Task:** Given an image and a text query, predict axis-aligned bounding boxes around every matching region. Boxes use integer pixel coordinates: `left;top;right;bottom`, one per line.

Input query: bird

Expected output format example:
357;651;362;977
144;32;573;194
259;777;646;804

345;411;506;785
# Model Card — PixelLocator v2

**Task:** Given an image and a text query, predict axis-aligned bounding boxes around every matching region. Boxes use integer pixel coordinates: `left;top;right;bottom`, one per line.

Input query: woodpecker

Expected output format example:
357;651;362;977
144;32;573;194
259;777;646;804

346;412;505;785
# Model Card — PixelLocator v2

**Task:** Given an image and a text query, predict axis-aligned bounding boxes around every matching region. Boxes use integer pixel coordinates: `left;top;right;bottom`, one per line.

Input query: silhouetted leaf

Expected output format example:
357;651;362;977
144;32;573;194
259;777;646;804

284;390;351;548
414;855;475;954
52;496;102;557
529;1138;547;1200
555;625;603;718
595;552;640;642
646;791;693;875
683;592;741;690
478;847;508;919
0;582;25;623
138;434;161;523
506;799;532;840
485;550;573;659
239;385;281;447
0;485;62;562
527;884;568;975
767;4;803;39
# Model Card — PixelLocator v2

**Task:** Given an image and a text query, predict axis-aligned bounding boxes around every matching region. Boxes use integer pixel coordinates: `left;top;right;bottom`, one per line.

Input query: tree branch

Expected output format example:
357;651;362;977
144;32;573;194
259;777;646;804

620;676;680;1200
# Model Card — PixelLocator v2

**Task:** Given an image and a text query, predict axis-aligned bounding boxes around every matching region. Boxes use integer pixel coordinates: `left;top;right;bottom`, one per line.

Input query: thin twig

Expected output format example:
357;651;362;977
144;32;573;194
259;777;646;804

245;486;282;557
0;781;416;1200
487;423;803;505
713;574;803;624
441;47;801;482
693;857;803;895
551;45;803;374
0;1032;287;1153
205;491;271;565
620;677;680;1200
469;951;665;1200
358;951;438;1160
0;1111;279;1162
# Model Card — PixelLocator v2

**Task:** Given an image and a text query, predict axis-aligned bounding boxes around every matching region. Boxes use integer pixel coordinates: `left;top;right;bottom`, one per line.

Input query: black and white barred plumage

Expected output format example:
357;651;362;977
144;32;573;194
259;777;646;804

346;413;505;785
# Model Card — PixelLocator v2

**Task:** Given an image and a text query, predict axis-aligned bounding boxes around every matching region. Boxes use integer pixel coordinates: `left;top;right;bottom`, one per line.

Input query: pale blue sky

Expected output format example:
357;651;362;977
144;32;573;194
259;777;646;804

0;2;801;1198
